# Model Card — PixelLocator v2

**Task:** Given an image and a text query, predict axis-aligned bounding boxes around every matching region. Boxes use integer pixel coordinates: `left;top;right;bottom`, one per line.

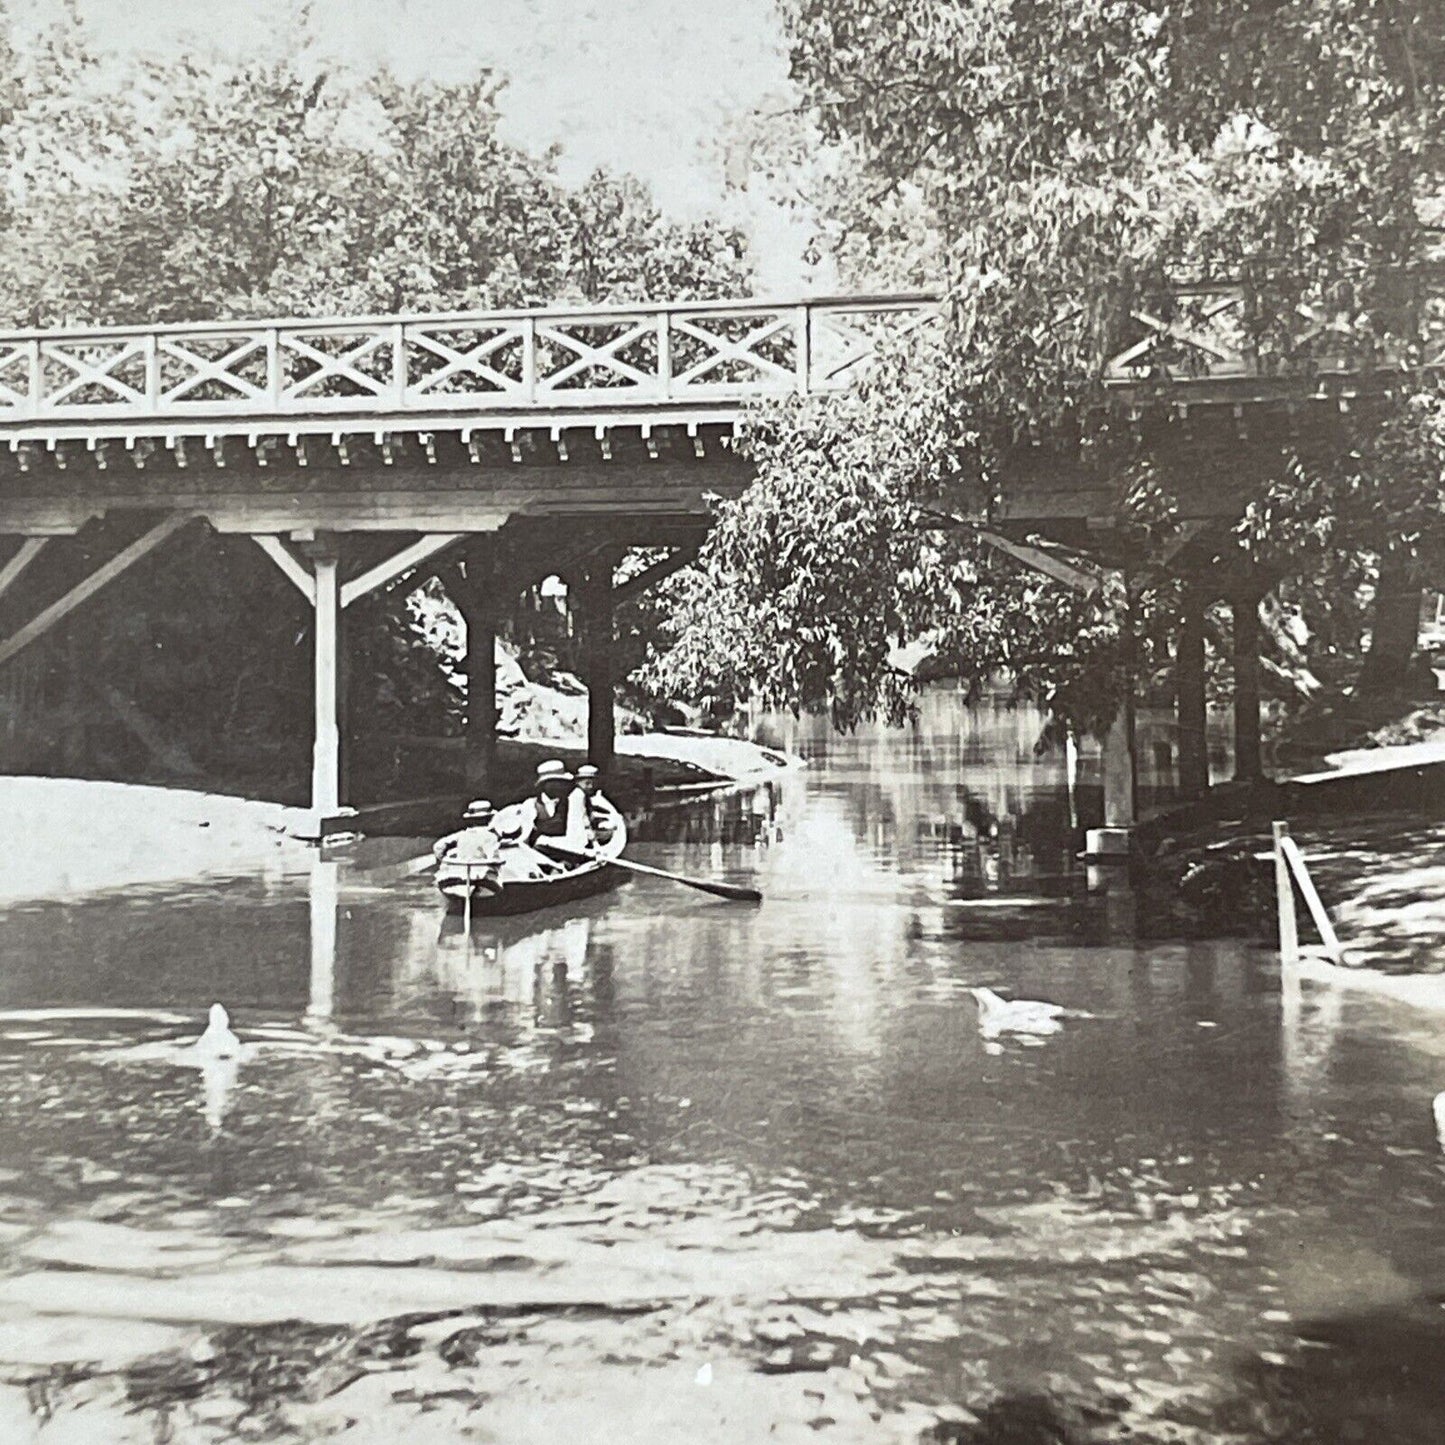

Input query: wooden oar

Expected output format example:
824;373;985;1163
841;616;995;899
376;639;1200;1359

538;840;762;903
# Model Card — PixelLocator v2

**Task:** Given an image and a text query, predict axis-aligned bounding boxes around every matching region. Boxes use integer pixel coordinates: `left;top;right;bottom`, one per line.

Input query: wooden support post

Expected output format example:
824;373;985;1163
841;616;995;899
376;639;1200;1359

1272;821;1299;967
308;539;342;819
576;555;618;775
1102;570;1138;827
451;538;500;795
1232;591;1263;781
1177;586;1209;798
1102;709;1136;827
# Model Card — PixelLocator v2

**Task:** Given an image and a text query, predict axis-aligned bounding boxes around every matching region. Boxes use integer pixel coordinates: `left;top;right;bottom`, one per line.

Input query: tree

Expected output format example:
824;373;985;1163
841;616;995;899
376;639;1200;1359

655;0;1445;734
0;15;751;326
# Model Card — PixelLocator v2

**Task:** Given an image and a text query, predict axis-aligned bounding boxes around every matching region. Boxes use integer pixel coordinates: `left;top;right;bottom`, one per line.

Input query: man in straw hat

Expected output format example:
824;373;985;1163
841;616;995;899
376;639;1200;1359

493;759;590;878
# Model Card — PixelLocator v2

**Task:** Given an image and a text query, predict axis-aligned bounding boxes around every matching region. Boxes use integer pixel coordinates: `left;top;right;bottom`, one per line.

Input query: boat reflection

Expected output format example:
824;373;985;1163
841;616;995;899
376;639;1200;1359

388;908;595;1032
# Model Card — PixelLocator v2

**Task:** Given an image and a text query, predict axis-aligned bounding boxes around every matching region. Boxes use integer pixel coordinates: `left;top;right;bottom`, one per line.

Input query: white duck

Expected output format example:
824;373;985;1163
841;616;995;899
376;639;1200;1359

969;986;1066;1039
195;1003;243;1059
194;1004;245;1133
1433;1091;1445;1153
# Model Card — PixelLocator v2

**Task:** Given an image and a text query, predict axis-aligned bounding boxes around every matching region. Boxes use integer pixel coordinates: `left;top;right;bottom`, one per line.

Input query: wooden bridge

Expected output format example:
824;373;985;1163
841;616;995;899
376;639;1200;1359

0;292;937;828
0;284;1435;830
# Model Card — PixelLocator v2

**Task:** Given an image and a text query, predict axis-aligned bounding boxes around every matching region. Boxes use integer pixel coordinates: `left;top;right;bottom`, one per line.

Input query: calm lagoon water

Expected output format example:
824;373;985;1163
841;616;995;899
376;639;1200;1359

0;699;1442;1442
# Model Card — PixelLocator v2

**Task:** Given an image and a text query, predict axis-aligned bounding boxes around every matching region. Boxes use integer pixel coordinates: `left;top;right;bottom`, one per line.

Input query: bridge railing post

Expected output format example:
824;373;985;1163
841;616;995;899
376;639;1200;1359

25;338;40;416
143;333;160;411
796;304;811;393
266;327;283;408
657;312;672;399
390;321;406;406
523;315;538;404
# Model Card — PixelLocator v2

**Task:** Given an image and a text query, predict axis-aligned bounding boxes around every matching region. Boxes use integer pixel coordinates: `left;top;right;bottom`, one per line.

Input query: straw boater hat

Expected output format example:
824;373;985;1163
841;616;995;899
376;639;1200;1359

463;798;494;820
535;759;572;786
576;764;599;780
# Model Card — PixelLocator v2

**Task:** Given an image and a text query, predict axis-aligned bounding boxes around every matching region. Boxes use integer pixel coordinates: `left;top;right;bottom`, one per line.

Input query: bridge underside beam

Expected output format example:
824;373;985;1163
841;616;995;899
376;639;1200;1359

0;514;190;671
612;543;701;606
0;537;47;603
341;533;463;609
253;535;315;602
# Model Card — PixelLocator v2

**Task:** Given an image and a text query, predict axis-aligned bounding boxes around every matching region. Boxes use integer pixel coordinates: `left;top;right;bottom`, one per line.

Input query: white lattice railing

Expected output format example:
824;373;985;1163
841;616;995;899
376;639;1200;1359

0;295;938;424
1104;282;1445;385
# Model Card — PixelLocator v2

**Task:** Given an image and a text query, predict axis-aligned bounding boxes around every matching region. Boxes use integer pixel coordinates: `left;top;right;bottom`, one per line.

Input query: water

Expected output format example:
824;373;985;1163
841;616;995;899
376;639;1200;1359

0;702;1443;1443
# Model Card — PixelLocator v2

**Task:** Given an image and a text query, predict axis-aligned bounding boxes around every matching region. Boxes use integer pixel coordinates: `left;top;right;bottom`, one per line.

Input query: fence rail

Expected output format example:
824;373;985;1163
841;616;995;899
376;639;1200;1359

0;295;939;426
1273;820;1345;966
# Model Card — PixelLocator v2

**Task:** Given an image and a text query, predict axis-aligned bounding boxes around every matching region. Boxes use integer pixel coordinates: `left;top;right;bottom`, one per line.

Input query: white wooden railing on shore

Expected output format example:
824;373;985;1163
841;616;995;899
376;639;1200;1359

0;294;939;426
1273;820;1346;966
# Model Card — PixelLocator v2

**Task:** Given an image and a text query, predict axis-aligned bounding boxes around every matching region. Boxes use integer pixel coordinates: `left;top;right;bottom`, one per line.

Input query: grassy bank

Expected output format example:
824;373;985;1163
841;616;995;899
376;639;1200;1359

0;778;312;904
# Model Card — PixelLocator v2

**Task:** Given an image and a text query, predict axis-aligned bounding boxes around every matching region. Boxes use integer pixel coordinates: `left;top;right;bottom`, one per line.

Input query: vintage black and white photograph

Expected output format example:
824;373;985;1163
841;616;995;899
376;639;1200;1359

0;0;1442;1440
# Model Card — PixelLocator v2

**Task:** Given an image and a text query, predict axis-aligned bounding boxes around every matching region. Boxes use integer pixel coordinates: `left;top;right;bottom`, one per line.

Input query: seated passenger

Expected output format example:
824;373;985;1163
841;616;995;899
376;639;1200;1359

434;799;502;870
572;763;623;847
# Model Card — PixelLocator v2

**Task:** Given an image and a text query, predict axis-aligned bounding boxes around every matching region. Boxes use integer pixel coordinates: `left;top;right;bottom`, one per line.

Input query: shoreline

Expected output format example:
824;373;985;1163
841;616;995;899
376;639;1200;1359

0;777;314;905
0;734;799;904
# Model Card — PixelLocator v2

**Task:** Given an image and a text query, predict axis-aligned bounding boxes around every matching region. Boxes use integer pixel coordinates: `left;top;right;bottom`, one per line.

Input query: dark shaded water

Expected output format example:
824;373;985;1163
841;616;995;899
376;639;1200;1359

0;702;1443;1442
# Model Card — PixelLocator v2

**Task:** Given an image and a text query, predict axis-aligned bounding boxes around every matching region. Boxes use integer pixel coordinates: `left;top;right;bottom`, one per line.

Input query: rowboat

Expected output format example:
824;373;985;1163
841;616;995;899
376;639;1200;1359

435;820;629;918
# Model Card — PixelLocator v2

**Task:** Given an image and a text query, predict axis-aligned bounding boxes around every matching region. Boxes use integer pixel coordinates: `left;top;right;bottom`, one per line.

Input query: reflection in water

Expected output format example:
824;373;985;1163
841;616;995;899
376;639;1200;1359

307;856;338;1024
0;698;1442;1441
199;1050;239;1134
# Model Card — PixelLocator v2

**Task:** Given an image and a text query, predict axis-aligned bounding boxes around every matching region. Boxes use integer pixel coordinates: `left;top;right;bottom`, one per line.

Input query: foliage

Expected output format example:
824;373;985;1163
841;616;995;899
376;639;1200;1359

654;0;1445;733
0;14;750;325
645;340;1182;734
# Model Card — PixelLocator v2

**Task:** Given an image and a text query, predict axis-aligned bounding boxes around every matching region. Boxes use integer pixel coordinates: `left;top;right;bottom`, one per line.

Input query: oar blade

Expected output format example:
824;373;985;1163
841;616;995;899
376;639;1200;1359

537;840;761;904
699;881;763;903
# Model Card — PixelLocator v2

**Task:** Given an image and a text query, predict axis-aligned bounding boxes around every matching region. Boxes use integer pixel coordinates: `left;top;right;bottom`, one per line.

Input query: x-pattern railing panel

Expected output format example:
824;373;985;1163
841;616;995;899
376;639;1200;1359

1104;283;1445;384
5;284;1444;427
157;334;270;405
0;295;938;425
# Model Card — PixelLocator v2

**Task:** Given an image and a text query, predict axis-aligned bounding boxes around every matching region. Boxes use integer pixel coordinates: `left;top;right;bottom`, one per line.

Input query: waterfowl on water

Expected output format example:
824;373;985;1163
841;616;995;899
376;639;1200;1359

195;1003;243;1060
1433;1091;1445;1151
968;986;1066;1038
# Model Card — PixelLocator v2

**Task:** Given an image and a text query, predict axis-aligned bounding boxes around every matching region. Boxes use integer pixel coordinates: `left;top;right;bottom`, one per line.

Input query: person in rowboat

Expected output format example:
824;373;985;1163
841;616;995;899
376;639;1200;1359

433;799;504;874
572;764;622;848
494;760;589;877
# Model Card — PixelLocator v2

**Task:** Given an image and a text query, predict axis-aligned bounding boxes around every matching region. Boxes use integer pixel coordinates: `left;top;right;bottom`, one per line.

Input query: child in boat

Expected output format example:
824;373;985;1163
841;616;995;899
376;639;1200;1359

433;799;503;875
572;764;622;847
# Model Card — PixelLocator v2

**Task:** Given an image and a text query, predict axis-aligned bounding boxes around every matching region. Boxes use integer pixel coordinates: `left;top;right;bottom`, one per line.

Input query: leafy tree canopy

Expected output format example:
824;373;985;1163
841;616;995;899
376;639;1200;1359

0;6;750;325
653;0;1445;731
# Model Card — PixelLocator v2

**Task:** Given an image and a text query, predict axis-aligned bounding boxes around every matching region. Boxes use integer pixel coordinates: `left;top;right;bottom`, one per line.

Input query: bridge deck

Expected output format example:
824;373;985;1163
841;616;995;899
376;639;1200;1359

0;294;939;441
